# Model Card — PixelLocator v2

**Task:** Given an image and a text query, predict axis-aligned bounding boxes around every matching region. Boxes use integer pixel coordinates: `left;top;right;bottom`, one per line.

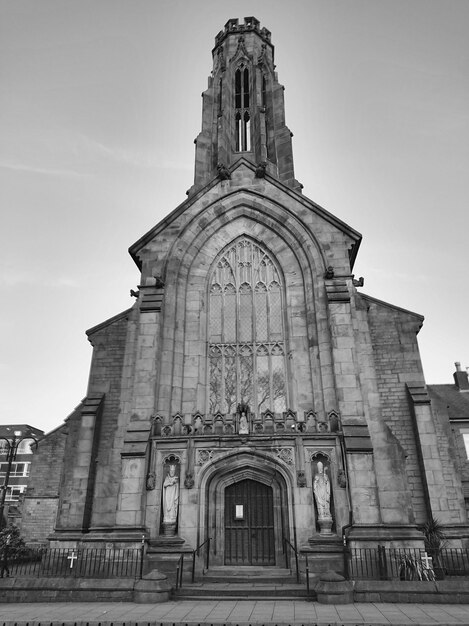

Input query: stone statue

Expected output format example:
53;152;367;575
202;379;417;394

163;464;179;524
153;275;165;289
255;161;267;178
217;162;231;180
239;411;249;434
313;461;331;519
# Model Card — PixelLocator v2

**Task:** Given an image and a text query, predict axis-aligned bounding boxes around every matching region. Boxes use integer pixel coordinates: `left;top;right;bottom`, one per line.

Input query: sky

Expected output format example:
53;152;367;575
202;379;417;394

1;0;468;435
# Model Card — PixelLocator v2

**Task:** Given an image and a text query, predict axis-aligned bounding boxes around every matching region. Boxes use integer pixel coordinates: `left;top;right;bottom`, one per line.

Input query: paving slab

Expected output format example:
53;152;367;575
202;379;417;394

0;600;469;625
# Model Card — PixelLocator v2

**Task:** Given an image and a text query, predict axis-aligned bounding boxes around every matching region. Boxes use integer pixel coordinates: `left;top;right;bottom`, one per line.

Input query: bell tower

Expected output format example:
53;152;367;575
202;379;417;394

191;17;302;194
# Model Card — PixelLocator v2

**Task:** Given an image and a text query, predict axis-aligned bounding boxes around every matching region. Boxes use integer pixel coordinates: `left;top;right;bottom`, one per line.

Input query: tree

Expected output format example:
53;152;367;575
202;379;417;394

0;524;26;559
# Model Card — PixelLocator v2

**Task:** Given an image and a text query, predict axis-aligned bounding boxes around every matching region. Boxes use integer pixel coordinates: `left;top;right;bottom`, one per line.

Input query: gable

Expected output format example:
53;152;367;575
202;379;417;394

129;160;362;279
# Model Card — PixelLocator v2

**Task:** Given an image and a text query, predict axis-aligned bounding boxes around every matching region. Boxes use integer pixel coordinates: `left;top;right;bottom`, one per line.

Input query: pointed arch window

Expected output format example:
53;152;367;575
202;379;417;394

234;66;251;151
208;238;288;415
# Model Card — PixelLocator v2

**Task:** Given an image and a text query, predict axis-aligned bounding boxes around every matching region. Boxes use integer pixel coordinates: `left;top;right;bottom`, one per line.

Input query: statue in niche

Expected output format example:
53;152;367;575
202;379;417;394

237;403;250;434
239;412;249;434
162;464;179;534
313;461;331;520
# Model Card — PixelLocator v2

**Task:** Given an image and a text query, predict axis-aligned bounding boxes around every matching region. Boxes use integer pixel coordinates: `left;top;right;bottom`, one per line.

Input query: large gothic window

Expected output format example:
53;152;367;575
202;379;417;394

209;238;288;415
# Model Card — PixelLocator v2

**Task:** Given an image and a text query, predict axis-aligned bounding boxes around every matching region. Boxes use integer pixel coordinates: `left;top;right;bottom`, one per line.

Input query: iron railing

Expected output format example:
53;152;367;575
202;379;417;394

282;536;300;583
347;546;469;580
175;553;185;590
173;537;211;590
193;536;211;579
2;547;143;579
304;552;311;595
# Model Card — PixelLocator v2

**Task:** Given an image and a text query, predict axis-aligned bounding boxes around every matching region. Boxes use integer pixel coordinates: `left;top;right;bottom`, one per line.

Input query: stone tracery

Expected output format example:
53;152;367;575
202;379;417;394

208;237;288;415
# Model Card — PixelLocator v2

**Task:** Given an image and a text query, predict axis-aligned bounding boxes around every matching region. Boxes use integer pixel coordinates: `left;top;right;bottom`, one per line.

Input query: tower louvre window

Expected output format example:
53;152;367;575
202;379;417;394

234;66;251;151
208;237;288;415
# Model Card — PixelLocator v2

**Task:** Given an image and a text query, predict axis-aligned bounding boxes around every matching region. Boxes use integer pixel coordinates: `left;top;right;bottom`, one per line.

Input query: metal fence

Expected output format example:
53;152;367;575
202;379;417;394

2;547;143;579
347;546;469;580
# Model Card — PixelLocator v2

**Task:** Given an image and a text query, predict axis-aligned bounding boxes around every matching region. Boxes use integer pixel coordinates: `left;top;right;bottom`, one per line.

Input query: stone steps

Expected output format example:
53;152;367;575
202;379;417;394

173;566;314;600
201;565;294;584
174;582;312;600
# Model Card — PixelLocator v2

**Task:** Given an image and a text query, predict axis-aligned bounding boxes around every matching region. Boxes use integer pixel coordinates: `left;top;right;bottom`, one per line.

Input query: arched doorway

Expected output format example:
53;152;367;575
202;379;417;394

224;479;275;565
202;452;292;568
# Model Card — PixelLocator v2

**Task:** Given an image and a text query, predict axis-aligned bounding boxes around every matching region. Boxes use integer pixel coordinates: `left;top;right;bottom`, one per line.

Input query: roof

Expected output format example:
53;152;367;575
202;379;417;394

0;424;44;439
427;384;469;420
86;307;132;337
360;293;425;324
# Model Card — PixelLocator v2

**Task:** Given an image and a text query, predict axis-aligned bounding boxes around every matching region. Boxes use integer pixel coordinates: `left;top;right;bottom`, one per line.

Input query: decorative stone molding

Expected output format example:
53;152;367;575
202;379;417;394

150;409;342;438
196;449;213;466
305;448;334;466
255;161;267;178
297;470;307;488
184;473;194;489
276;447;294;465
342;424;373;453
217;163;231;180
146;472;156;491
139;284;164;312
310;450;331;463
162;453;181;465
123;417;151;457
338;469;347;488
325;279;350;302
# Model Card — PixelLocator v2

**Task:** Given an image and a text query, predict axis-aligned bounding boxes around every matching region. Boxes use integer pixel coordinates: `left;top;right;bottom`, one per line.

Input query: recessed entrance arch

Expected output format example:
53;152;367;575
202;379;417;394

202;451;292;567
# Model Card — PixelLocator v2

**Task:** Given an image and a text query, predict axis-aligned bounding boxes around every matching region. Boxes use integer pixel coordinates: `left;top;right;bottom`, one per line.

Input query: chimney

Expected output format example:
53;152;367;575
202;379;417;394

453;362;469;391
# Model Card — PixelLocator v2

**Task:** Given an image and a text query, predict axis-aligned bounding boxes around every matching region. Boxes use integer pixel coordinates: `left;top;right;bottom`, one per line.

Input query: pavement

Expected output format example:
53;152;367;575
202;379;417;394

0;600;469;625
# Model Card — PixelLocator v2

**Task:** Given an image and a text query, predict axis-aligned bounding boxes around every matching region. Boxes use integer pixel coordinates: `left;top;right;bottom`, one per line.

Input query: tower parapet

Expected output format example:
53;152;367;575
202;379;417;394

214;17;272;48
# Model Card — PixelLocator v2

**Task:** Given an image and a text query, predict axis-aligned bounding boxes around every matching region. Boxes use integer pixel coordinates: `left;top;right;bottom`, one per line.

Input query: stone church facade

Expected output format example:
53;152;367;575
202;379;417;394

21;18;468;567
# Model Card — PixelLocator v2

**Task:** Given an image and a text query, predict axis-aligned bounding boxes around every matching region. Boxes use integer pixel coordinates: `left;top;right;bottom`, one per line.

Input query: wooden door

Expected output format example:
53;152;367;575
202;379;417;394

224;479;275;565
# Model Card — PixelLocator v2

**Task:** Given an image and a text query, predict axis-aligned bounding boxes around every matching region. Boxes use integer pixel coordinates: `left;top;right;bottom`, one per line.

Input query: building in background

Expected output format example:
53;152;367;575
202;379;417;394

0;425;43;526
20;18;469;570
428;363;469;519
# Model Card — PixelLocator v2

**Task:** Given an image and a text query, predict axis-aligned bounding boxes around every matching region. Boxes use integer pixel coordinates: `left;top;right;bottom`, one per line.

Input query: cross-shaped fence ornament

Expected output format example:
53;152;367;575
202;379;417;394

67;551;78;569
421;552;433;570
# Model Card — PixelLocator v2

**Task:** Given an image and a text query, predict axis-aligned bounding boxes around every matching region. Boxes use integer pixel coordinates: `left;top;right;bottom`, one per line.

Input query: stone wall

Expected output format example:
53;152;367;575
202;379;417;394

86;310;132;529
429;396;469;524
50;310;130;534
364;295;428;524
21;421;69;544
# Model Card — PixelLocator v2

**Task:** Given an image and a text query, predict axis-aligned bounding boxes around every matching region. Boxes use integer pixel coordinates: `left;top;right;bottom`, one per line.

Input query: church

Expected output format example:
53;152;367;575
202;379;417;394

21;17;468;572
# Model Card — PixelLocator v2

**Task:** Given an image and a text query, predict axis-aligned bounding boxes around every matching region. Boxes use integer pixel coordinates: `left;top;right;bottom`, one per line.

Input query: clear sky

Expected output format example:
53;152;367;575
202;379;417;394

1;0;468;434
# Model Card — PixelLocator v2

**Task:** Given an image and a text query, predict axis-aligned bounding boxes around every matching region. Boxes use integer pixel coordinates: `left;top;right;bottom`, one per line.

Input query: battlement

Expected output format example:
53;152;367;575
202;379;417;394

214;16;272;47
